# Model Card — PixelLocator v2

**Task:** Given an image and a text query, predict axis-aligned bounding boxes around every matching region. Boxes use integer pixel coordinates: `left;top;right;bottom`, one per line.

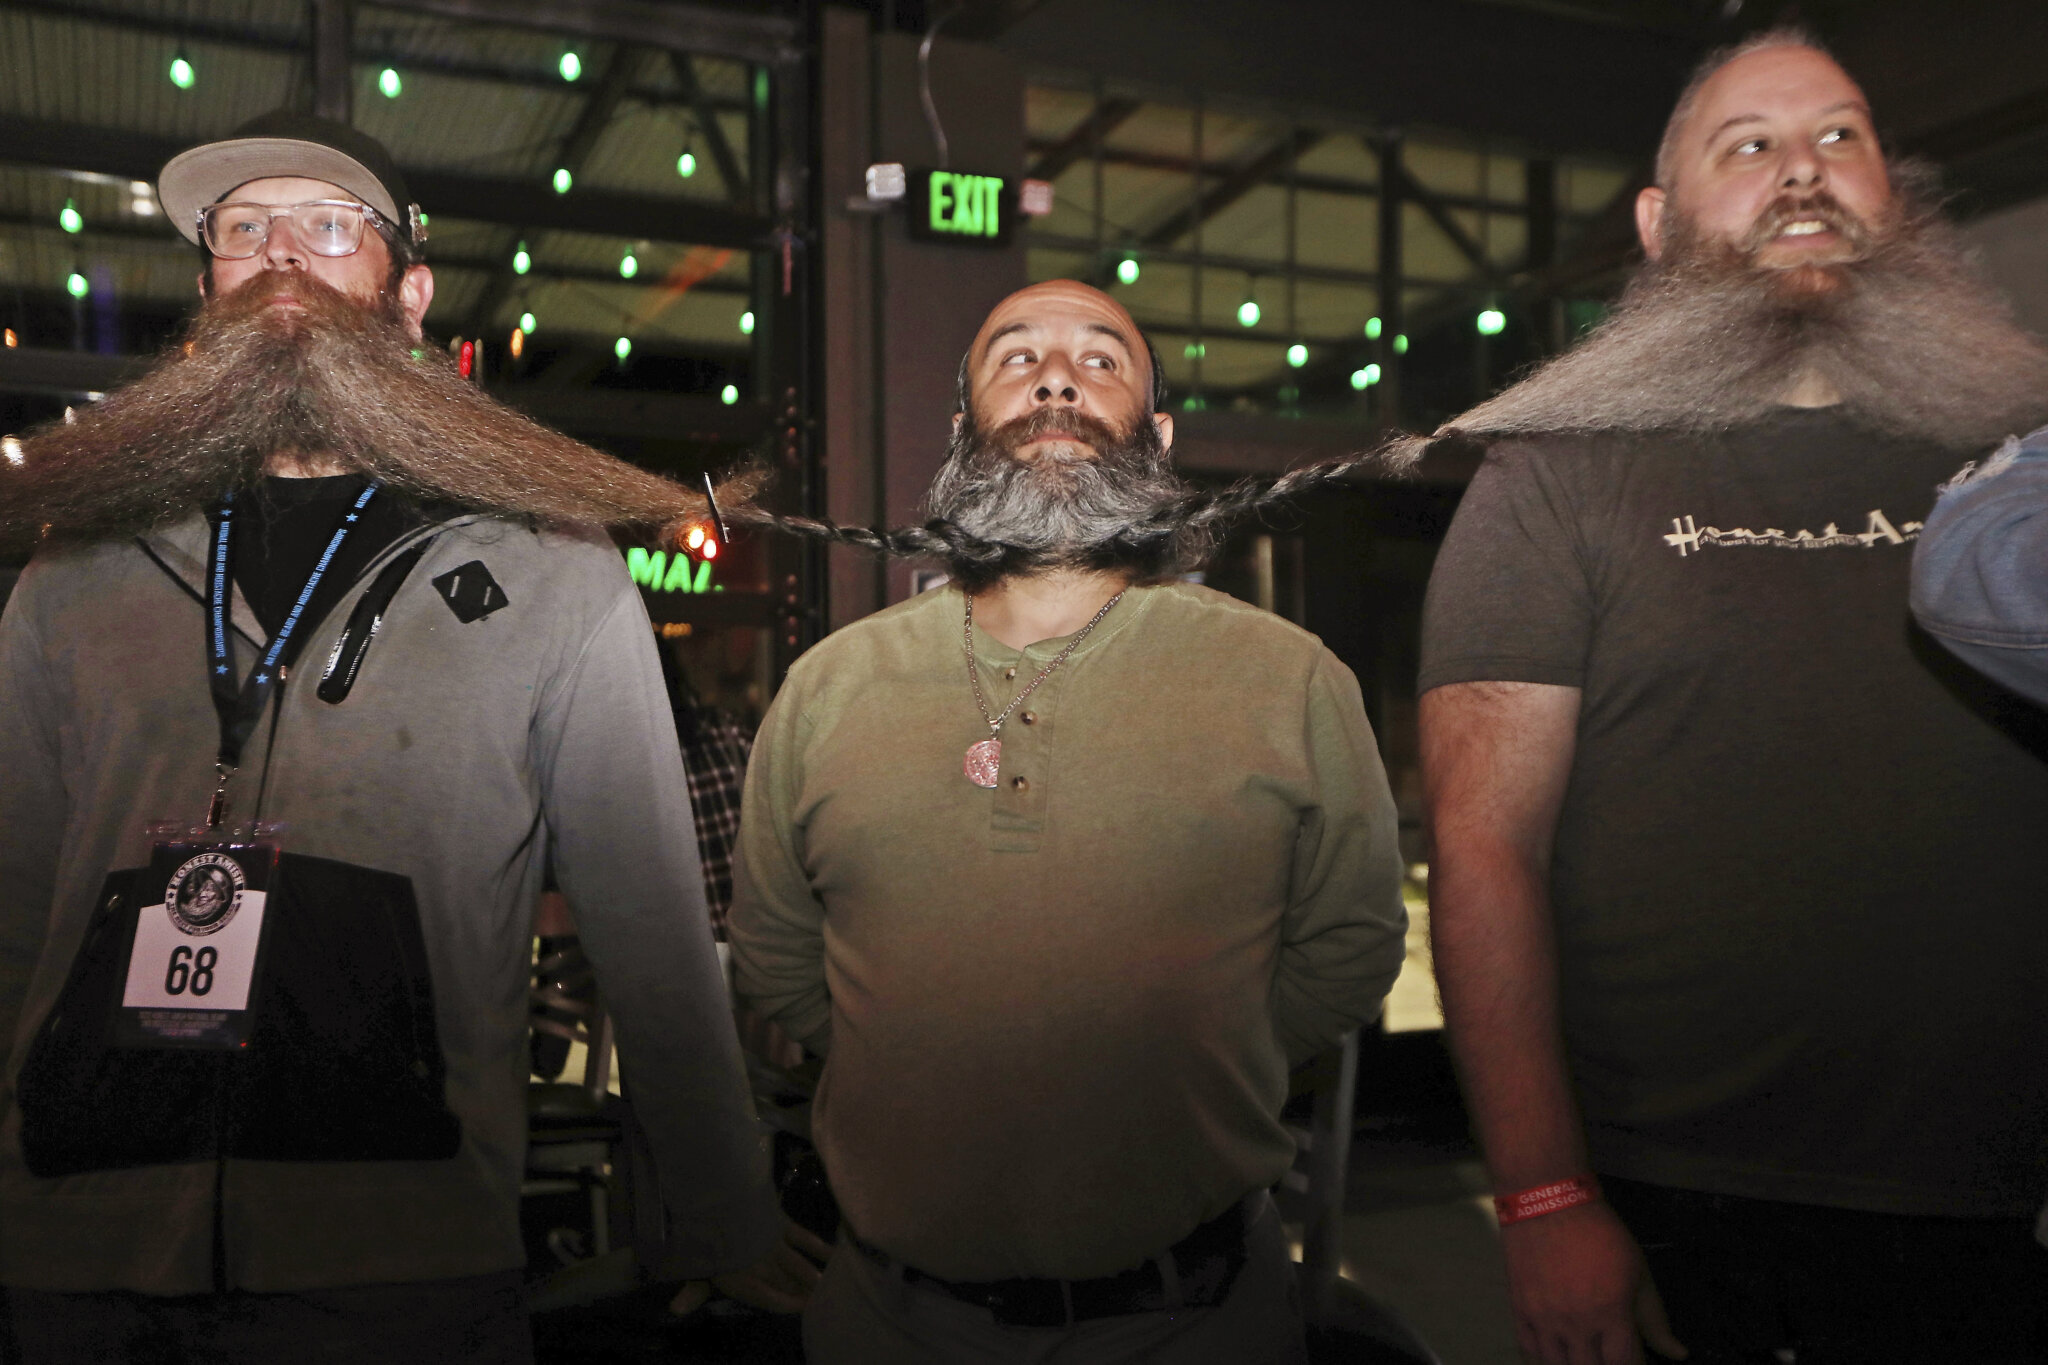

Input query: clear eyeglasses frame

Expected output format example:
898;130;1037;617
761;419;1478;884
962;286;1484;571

197;199;394;260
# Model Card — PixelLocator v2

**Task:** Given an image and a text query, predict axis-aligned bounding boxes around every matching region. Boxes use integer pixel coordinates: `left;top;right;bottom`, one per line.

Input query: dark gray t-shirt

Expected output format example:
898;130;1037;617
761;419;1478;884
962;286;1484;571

1420;408;2048;1217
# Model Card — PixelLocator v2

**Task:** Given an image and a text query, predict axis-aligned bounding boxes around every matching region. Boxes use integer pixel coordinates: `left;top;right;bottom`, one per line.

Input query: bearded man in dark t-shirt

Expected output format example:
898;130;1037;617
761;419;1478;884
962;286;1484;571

1417;29;2048;1365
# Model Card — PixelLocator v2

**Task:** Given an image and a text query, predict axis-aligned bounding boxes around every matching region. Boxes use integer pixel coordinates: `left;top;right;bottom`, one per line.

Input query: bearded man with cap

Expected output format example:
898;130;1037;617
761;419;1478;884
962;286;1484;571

725;279;1409;1364
1417;30;2048;1365
0;113;792;1362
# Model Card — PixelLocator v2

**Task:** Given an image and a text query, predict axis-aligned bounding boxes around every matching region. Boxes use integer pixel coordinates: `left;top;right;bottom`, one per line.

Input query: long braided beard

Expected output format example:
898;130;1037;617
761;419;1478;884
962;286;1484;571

1;270;750;555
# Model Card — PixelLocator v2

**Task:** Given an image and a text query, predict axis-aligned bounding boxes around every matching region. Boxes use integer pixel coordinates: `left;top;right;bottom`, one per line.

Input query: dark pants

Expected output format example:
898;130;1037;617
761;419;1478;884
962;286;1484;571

1603;1175;2048;1364
5;1269;531;1365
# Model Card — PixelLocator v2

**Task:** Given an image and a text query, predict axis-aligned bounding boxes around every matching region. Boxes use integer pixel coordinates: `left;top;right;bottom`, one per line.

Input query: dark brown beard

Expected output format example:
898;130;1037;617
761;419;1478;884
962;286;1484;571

0;271;750;555
1413;175;2048;455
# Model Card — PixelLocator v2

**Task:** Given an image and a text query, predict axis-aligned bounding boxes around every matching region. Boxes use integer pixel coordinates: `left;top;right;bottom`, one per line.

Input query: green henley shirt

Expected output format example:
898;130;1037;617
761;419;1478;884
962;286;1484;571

728;581;1407;1281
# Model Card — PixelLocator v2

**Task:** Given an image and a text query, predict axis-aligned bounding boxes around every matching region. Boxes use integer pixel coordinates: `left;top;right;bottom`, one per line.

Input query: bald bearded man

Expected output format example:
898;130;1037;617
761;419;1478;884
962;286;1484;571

726;281;1409;1364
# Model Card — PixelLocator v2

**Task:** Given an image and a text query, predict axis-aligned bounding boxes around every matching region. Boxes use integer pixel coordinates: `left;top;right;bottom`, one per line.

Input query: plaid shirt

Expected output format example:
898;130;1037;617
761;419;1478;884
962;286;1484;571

678;704;753;937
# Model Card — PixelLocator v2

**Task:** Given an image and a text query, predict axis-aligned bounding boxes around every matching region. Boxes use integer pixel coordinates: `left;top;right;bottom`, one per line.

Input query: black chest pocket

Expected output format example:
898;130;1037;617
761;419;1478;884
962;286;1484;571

16;853;461;1176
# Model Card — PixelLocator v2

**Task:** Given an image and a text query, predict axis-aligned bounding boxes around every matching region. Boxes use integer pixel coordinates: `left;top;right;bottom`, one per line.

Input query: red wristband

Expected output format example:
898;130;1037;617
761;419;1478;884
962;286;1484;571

1493;1176;1600;1225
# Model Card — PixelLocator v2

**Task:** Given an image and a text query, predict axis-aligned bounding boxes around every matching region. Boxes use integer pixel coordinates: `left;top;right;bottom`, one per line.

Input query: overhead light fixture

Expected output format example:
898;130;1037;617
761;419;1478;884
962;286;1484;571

1116;256;1140;286
552;168;573;195
59;199;82;234
169;51;195;90
1182;341;1206;360
2;328;16;348
559;51;582;82
720;384;739;405
512;242;531;275
508;327;524;358
129;182;157;217
614;335;632;361
739;310;755;335
379;67;402;99
519;310;536;334
1286;343;1308;368
1393;333;1409;354
66;272;89;299
618;251;639;280
1476;308;1505;336
1364;316;1383;340
1237;295;1261;329
677;150;697;179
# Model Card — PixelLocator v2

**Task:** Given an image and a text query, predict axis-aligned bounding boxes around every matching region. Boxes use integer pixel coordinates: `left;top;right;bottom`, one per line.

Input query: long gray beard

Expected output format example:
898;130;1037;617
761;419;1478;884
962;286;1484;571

1404;185;2048;457
923;405;1209;587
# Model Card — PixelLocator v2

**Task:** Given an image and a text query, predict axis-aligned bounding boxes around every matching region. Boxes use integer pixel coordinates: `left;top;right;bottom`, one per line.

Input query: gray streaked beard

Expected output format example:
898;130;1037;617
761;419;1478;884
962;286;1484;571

923;403;1211;590
1416;176;2048;455
0;270;737;555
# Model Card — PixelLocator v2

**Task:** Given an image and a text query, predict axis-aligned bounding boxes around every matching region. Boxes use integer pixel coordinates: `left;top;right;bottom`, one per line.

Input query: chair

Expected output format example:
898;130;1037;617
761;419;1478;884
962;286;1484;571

1284;1027;1444;1365
523;932;673;1311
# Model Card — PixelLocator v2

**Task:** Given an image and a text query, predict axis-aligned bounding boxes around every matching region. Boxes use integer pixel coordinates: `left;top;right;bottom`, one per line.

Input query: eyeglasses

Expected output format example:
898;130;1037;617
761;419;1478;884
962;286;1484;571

198;199;393;260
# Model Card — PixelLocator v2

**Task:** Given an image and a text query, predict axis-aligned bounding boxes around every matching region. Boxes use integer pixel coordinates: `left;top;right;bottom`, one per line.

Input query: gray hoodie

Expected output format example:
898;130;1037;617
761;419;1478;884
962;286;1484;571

0;510;778;1293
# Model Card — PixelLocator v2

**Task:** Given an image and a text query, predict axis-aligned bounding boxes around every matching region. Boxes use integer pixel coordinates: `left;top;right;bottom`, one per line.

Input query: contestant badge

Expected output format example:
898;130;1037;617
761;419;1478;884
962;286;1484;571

116;838;279;1049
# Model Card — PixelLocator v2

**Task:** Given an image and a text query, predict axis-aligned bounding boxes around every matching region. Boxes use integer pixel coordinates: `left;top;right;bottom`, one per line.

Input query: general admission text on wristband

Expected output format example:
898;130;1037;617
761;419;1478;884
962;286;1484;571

1493;1175;1601;1226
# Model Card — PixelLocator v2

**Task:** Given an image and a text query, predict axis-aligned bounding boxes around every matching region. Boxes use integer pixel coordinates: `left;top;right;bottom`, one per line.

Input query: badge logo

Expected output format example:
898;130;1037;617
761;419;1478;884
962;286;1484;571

432;560;509;623
165;852;246;936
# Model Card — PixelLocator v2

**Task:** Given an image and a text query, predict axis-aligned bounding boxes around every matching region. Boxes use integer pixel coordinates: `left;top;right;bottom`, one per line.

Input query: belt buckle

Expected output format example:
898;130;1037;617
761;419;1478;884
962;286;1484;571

985;1277;1073;1329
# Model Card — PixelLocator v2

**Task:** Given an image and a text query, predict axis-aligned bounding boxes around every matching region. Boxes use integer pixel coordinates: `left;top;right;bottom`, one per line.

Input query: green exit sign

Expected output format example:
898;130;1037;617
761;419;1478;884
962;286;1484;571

908;169;1016;247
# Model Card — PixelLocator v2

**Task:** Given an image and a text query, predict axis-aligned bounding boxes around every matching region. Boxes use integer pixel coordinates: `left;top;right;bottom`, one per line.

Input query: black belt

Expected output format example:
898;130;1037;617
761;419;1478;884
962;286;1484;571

848;1196;1253;1329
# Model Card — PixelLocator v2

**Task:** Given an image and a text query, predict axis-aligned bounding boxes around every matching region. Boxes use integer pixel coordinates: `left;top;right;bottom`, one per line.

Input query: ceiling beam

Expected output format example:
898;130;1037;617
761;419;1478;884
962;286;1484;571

1026;138;1577;220
1025;230;1382;288
1386;154;1508;287
0;116;772;248
669;51;750;204
461;46;647;335
0;345;147;399
0;0;749;111
1025;97;1142;183
1140;128;1325;250
383;0;798;66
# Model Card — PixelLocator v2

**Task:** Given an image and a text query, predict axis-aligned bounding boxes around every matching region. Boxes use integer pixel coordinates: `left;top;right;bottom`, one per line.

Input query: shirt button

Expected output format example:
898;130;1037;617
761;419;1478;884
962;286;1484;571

1004;667;1017;680
1020;711;1037;725
1011;776;1029;791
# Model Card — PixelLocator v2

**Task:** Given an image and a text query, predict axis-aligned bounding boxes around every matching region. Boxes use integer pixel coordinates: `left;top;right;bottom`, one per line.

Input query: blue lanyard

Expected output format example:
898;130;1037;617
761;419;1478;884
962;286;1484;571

204;481;379;773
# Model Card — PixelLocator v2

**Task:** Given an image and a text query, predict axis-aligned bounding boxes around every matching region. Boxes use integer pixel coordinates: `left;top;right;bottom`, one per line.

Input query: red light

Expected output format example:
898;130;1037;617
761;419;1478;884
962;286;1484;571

458;340;475;379
701;538;718;560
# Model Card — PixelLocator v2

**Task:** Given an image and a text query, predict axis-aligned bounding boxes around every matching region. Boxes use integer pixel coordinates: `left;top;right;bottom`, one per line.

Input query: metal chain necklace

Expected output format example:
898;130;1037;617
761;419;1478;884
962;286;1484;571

961;589;1124;788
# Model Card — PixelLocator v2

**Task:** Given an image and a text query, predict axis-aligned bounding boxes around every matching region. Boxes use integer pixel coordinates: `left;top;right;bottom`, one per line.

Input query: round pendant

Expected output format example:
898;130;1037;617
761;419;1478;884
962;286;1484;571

963;738;1002;788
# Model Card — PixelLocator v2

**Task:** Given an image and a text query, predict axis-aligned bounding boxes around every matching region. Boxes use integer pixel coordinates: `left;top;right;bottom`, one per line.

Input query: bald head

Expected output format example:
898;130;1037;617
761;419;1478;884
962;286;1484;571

958;281;1169;453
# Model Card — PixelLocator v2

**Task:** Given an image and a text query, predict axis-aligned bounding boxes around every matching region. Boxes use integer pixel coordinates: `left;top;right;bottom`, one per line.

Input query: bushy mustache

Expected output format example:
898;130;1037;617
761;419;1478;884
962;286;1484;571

976;406;1128;463
1738;189;1874;257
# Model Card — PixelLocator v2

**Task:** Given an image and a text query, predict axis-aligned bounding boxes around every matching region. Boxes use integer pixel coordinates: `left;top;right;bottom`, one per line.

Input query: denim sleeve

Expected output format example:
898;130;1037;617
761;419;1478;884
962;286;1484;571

1910;430;2048;706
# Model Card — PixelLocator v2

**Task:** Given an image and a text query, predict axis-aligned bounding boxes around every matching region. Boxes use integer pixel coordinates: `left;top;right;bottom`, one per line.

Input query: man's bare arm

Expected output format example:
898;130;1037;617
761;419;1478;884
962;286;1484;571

1421;681;1685;1365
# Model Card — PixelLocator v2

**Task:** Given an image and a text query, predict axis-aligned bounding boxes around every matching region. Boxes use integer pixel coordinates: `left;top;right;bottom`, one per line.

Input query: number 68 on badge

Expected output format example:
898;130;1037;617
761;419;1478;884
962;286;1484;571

117;837;281;1050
